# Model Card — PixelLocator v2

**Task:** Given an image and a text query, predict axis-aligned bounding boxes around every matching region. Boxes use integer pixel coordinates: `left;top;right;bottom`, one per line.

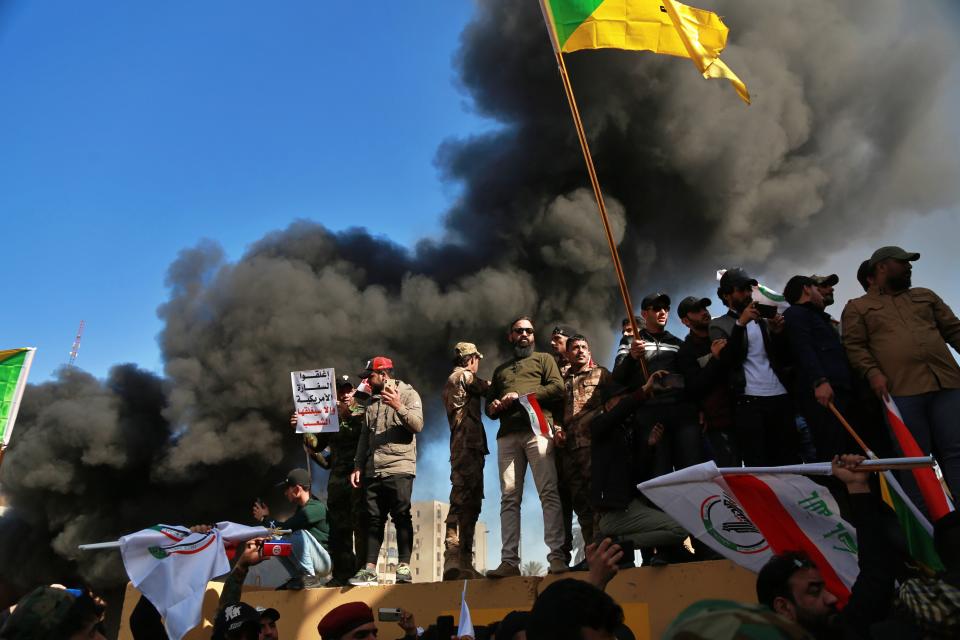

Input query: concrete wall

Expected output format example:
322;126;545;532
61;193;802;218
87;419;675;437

118;560;757;640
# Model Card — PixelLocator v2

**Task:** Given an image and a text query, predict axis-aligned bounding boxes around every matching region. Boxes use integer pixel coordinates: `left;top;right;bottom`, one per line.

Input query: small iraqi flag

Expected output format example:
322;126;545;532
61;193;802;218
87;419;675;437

519;393;553;438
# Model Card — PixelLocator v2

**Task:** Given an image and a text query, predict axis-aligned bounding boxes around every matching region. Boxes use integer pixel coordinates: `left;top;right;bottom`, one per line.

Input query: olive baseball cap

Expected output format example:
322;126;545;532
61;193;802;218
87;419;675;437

810;274;839;287
868;246;919;268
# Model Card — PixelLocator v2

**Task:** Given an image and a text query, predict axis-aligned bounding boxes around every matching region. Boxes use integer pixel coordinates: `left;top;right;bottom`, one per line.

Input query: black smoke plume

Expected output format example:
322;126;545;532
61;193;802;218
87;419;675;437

1;0;957;590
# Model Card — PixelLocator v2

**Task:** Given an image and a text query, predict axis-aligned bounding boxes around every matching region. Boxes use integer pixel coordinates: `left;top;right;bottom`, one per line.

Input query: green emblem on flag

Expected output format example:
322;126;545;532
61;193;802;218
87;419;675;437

148;546;170;560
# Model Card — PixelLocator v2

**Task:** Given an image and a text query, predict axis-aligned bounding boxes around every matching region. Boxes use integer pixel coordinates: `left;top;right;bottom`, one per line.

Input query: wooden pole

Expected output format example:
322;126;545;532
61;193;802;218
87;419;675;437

538;1;648;379
827;401;877;459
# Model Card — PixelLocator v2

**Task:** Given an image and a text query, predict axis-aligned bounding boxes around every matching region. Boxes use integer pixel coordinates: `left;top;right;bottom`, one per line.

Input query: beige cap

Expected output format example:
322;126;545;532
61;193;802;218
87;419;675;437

454;342;483;359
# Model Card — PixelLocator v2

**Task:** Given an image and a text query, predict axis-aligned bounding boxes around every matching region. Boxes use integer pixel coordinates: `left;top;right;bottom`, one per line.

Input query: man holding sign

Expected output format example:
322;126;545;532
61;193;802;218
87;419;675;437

486;316;566;578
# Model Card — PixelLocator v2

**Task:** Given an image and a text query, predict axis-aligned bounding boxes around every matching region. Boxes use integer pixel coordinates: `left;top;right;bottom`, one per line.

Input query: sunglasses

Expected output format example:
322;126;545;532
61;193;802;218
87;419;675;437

513;327;534;334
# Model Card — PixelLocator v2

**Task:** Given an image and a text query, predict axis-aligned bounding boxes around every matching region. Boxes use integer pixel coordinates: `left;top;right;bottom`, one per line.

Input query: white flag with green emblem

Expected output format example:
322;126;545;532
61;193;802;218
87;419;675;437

120;522;271;640
0;348;36;448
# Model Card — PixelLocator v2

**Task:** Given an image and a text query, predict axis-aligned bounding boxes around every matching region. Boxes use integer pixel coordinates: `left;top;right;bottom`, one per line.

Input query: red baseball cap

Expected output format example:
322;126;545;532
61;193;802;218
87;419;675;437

359;356;393;376
317;602;375;639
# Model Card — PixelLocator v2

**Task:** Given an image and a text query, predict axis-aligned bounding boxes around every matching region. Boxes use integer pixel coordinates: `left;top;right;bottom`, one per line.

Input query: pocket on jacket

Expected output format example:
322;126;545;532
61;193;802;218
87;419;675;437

381;441;413;456
861;303;887;333
908;290;937;325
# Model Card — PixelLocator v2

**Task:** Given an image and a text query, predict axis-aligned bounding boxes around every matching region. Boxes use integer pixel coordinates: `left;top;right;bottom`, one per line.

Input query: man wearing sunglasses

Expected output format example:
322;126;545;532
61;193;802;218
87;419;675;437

710;268;798;466
486;316;566;577
613;293;704;477
843;246;960;509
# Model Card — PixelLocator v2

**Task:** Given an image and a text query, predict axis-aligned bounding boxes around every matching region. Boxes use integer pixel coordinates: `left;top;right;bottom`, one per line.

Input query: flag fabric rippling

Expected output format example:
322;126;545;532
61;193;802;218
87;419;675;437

640;461;860;606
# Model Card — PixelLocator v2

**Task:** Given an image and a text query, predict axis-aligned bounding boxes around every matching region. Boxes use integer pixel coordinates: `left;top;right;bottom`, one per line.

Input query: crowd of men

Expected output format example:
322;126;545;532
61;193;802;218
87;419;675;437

4;243;960;639
216;243;960;595
226;244;960;591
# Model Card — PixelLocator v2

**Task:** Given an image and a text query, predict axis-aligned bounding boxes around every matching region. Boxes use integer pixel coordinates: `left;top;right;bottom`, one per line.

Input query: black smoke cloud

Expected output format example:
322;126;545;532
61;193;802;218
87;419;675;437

1;0;957;589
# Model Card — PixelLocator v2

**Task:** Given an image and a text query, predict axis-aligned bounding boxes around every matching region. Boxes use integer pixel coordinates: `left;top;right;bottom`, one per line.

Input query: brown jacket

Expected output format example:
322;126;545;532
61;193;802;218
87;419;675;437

841;286;960;396
442;367;490;456
354;379;424;477
563;364;613;450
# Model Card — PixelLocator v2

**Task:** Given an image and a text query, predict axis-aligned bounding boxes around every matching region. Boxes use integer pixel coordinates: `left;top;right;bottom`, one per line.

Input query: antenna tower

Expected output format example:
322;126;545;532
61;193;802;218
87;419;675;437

68;320;85;366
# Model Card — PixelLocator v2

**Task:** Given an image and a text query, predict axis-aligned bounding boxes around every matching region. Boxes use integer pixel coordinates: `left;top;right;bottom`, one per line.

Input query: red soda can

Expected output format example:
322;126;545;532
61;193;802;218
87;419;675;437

261;541;292;557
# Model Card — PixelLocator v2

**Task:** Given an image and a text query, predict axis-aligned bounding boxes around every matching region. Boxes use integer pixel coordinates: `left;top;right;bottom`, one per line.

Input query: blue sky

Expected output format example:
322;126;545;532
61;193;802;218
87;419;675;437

2;0;486;380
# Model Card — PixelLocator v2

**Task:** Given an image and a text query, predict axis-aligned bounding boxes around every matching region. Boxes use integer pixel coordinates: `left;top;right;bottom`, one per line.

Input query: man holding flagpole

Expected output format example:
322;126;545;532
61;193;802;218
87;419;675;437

843;246;960;511
486;316;566;577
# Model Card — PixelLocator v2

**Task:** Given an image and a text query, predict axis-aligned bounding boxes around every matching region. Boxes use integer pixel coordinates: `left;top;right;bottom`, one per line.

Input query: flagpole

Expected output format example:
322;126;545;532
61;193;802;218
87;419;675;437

537;1;648;379
827;401;877;458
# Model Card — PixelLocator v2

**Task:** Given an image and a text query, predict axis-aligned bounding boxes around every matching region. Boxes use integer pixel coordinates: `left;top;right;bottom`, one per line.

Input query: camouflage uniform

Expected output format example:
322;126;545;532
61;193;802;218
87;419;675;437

557;363;612;550
442;365;490;579
304;403;366;583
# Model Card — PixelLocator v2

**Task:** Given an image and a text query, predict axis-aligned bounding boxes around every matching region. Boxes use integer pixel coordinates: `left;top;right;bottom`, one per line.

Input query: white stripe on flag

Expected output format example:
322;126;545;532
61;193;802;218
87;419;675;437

518;393;552;438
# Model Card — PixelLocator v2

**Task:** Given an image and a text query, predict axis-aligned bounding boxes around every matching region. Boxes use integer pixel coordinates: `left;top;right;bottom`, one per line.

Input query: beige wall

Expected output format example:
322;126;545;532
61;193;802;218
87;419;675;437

118;560;757;640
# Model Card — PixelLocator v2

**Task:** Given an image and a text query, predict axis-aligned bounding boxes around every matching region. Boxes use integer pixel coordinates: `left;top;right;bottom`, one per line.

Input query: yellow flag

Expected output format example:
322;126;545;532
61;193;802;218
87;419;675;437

542;0;750;104
661;0;750;104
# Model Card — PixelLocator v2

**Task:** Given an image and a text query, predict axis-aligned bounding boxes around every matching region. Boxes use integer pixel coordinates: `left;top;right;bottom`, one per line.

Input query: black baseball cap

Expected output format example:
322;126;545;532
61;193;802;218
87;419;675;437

868;245;919;269
676;296;711;318
718;268;758;293
335;375;353;391
276;468;311;490
640;292;671;310
551;324;577;337
256;606;280;622
216;603;261;634
810;274;839;287
783;275;816;305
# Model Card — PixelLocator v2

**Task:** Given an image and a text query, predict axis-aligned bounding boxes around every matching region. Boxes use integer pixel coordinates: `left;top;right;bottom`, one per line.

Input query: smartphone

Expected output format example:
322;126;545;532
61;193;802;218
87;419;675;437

261;542;292;557
378;608;402;622
436;615;455;639
755;303;778;319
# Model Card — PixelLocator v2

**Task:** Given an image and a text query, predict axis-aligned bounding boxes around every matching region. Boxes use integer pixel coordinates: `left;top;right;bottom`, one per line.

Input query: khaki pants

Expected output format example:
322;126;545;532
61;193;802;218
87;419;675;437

497;430;565;565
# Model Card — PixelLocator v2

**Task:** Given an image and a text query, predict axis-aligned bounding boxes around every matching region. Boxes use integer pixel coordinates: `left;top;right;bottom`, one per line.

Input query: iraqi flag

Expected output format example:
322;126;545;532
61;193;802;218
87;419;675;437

639;462;860;606
120;522;271;640
518;393;553;438
883;396;954;522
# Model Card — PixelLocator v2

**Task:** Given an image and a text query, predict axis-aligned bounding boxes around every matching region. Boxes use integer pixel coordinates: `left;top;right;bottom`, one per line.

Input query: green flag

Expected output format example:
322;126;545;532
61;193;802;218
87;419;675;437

0;348;36;447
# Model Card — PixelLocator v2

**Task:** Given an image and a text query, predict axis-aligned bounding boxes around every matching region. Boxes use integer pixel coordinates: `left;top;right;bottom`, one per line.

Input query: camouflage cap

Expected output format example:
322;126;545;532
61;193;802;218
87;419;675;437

454;342;483;359
0;586;77;640
661;599;814;640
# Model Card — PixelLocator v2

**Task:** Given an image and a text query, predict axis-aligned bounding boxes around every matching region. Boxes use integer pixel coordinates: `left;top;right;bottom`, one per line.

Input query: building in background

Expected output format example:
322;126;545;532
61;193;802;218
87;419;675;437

376;500;487;583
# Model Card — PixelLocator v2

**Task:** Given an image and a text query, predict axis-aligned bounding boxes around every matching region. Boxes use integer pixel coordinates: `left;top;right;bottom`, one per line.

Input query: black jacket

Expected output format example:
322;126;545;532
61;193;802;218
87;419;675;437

677;332;735;430
834;492;898;639
709;310;792;396
612;328;686;405
590;389;655;511
783;303;853;392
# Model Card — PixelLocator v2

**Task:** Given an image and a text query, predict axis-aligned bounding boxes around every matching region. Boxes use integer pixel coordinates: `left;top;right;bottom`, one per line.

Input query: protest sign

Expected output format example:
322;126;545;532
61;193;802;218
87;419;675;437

291;368;340;433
